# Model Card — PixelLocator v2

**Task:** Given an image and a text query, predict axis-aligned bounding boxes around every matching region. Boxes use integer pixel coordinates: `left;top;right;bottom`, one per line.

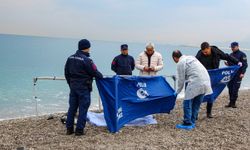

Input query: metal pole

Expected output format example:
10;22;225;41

33;78;38;116
32;75;177;113
98;95;102;112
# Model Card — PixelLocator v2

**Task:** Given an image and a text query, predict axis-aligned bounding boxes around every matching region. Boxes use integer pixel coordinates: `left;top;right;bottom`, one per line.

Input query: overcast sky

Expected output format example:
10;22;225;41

1;0;250;45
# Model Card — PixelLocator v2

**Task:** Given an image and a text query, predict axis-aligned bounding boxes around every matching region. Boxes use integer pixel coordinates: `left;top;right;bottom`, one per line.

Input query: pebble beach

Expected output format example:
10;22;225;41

0;90;249;150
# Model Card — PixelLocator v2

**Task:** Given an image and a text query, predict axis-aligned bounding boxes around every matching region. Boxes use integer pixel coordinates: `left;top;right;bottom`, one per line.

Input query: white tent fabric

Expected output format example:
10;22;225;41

87;112;157;127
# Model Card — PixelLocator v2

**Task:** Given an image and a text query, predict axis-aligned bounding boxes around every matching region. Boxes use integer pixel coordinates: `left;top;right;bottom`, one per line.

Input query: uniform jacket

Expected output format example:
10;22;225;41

64;50;103;89
228;49;248;75
111;54;135;75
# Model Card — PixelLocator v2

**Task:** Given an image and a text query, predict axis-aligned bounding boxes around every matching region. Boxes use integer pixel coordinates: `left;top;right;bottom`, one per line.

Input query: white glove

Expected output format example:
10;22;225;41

238;62;242;67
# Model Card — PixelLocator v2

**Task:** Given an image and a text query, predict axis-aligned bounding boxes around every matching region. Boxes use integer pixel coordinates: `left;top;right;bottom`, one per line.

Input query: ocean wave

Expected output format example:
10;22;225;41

240;86;250;90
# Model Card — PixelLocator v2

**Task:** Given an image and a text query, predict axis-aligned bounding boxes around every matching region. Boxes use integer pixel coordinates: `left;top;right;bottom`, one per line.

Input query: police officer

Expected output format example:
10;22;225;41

64;39;103;136
226;42;248;108
111;44;135;75
196;42;240;118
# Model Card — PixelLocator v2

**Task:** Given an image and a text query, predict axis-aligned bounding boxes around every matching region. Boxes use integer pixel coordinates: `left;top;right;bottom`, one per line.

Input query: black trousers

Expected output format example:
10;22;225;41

227;76;242;105
66;87;91;130
206;102;213;114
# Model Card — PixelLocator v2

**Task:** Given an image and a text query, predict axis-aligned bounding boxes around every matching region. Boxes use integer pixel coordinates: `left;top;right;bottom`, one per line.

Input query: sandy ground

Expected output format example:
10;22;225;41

0;90;249;150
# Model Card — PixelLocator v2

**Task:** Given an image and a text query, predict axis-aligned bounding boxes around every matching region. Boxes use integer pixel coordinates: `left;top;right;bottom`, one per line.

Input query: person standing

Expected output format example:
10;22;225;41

64;39;103;136
135;43;163;76
225;42;248;108
111;44;135;75
173;50;212;130
196;42;240;118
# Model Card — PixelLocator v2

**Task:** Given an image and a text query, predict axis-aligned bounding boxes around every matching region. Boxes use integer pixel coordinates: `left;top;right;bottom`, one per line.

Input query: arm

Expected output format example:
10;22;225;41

135;54;145;71
111;57;117;73
216;48;239;64
85;59;103;79
176;61;186;94
131;57;135;71
154;54;163;71
64;59;70;85
240;53;248;75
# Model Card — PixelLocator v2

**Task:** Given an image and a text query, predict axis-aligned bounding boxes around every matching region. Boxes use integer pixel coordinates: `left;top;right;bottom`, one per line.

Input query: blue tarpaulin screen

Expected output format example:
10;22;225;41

204;65;240;102
96;76;176;133
96;66;239;133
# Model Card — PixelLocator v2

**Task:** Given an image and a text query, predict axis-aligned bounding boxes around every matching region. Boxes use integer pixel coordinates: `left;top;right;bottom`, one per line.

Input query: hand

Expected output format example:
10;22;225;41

238;62;242;67
149;66;155;71
143;67;150;72
239;74;244;79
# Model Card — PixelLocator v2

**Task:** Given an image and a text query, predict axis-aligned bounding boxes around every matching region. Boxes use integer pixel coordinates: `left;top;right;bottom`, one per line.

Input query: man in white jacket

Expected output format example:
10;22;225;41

135;43;163;76
172;50;212;130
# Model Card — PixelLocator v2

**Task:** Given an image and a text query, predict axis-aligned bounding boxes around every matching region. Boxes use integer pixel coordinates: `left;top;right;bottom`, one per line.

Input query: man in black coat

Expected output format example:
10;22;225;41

196;42;239;118
111;44;135;75
64;39;103;136
226;42;248;108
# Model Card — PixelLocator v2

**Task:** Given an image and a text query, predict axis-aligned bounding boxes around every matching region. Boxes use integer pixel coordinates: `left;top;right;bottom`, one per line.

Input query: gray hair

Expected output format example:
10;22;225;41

146;42;155;49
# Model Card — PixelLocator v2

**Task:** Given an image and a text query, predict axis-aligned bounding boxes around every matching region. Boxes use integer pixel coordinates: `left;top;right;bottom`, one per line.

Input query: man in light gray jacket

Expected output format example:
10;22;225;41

172;50;212;130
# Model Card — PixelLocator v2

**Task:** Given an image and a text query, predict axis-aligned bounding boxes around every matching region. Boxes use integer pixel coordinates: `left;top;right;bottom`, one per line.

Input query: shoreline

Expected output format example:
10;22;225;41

0;90;249;149
1;88;249;122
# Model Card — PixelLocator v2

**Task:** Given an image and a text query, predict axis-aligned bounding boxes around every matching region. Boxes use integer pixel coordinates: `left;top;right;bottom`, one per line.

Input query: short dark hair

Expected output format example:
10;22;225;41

172;50;182;59
201;42;210;50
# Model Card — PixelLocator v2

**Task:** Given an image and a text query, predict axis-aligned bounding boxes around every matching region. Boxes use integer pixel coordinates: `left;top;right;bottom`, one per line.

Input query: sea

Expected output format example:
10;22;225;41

0;34;249;120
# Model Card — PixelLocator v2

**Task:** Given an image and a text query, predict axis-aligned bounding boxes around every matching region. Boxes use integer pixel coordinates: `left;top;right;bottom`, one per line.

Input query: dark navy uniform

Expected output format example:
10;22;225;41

111;54;135;75
227;49;248;106
64;49;103;133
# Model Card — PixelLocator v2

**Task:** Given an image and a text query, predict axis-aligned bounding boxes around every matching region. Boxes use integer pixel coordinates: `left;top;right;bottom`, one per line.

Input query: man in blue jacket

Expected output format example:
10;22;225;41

111;44;135;75
226;42;248;108
64;39;103;136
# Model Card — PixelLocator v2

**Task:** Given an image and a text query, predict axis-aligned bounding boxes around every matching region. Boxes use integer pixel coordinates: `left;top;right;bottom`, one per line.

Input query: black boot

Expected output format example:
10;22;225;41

225;103;232;108
207;113;213;118
206;102;213;118
75;128;84;136
66;127;74;135
231;102;237;108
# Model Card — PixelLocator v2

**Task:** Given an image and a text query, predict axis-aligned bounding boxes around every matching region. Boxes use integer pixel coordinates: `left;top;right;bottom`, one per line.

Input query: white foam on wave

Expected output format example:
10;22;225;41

0;114;37;121
55;91;65;98
240;86;250;90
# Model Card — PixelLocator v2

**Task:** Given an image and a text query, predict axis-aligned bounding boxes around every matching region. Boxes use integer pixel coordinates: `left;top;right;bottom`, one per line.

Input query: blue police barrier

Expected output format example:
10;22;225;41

204;65;240;103
96;76;177;133
95;66;239;133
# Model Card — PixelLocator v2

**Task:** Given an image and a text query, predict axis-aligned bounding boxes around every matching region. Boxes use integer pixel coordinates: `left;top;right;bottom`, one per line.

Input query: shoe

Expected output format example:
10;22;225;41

207;113;213;118
231;104;237;108
75;128;84;136
66;127;74;135
196;114;199;120
176;123;195;130
225;104;232;108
